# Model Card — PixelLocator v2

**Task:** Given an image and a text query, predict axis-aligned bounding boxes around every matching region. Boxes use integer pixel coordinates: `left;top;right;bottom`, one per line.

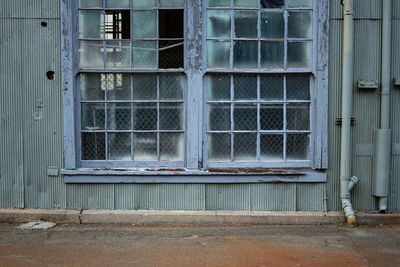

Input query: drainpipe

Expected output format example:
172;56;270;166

373;0;392;212
340;0;358;226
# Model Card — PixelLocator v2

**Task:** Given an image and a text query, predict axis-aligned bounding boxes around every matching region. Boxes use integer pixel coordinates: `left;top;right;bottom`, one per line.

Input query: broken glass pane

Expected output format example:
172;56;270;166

207;10;231;38
159;40;184;69
261;0;285;9
105;10;130;39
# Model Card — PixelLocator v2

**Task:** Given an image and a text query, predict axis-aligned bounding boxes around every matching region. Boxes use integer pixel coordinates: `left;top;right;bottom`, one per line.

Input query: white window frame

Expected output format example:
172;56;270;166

60;0;328;183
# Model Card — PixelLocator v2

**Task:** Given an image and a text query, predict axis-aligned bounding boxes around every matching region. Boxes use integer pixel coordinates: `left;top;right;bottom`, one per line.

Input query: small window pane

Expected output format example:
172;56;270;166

234;104;257;130
81;103;105;130
160;133;184;161
288;0;312;8
159;40;184;69
207;0;231;7
105;10;130;39
261;11;284;39
133;74;157;100
208;134;231;161
133;133;157;161
207;10;231;38
207;104;231;131
207;75;231;100
286;75;310;100
133;103;157;130
287;41;311;68
207;40;230;68
261;0;285;8
287;134;309;160
288;11;312;38
79;10;104;38
108;133;131;160
105;0;130;8
160;103;184;130
287;103;310;130
79;0;103;8
132;0;156;8
260;104;283;130
132;11;156;38
234;75;257;100
235;11;258;38
132;41;157;68
234;0;258;7
106;41;130;68
159;10;184;38
234;133;257;160
108;103;131;130
79;41;104;68
160;74;184;100
82;133;105;160
80;74;105;101
260;134;283;161
260;75;283;100
260;41;284;69
233;41;258;69
159;0;185;8
106;74;131;100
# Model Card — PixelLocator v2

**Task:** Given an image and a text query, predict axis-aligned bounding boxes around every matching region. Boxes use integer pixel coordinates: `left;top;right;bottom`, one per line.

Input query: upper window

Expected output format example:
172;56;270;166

62;0;328;171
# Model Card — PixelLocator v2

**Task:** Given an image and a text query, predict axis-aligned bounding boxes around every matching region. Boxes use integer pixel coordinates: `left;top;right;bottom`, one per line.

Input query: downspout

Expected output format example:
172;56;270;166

373;0;392;212
340;0;358;226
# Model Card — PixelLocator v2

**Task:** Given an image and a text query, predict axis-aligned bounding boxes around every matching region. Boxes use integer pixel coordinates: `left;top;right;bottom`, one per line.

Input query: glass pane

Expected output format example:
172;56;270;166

105;10;130;39
79;0;103;8
234;133;257;160
160;133;184;161
133;103;157;130
286;75;310;100
287;103;310;130
159;10;184;38
160;74;184;100
106;41;130;68
108;103;131;130
260;104;283;130
208;134;231;161
80;74;105;101
234;0;258;7
159;0;185;8
261;11;284;39
207;104;231;131
160;103;184;130
261;0;285;8
159;40;184;69
108;133;131;160
79;10;104;38
287;134;309;160
207;10;231;38
207;75;231;100
133;74;157;100
288;0;312;8
79;41;104;68
207;0;231;7
287;41;311;68
234;75;257;100
233;41;258;69
132;41;157;68
105;0;130;8
132;0;156;8
132;11;156;38
260;41;284;69
288;11;312;38
235;11;258;38
207;40;230;68
133;133;157;161
81;103;105;130
106;74;131;100
81;133;105;160
261;134;283;161
260;75;283;100
234;104;257;130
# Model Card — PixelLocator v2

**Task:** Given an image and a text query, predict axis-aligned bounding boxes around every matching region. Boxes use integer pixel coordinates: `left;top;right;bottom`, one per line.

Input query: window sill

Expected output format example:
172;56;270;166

60;168;326;183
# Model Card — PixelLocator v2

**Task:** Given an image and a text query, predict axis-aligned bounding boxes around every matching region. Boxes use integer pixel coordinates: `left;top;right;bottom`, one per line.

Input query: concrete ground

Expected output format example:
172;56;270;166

0;223;400;267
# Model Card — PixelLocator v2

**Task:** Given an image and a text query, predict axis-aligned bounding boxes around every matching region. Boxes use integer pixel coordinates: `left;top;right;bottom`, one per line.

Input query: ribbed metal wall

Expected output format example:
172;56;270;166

1;0;399;212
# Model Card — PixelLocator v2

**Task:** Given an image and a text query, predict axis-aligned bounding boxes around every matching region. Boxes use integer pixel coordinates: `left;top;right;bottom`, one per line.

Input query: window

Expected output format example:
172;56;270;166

61;0;328;176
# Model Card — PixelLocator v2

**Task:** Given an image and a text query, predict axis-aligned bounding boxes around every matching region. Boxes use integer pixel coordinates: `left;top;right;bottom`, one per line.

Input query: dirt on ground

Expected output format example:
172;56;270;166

0;223;400;266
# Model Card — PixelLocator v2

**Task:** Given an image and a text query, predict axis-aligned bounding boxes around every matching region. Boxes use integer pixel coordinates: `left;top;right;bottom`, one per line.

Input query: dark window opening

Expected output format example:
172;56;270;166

105;10;130;39
261;0;285;9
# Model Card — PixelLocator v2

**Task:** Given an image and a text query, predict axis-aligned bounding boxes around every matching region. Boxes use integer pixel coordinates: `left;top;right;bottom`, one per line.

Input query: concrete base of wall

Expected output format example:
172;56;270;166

1;209;399;226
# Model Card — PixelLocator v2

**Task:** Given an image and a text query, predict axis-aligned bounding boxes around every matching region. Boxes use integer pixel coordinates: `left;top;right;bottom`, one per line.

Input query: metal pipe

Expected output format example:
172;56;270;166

340;0;357;226
373;0;392;212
